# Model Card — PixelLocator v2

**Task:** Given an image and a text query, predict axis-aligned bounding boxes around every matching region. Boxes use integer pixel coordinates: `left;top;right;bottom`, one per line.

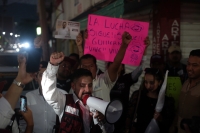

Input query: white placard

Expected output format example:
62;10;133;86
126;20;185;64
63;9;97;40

55;20;80;40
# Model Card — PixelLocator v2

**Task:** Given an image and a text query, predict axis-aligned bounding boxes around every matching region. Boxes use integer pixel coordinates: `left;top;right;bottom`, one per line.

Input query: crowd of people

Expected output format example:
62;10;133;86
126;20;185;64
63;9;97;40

0;30;200;133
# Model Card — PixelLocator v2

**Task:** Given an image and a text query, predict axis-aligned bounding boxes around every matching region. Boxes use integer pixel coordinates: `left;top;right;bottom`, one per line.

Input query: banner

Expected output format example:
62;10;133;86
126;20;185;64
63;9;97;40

55;20;80;40
152;0;180;61
84;14;149;66
166;77;182;109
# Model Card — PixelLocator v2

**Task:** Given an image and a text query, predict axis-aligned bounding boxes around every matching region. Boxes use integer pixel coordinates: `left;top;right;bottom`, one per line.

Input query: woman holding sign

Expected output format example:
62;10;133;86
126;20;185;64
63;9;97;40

123;68;175;133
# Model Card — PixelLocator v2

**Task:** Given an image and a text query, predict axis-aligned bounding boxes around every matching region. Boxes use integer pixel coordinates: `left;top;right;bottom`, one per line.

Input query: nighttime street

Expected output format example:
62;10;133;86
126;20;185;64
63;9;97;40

0;0;200;133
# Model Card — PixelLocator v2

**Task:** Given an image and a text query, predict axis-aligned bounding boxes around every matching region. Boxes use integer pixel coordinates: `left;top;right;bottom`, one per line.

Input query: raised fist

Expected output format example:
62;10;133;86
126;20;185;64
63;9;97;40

122;31;132;46
76;33;83;46
50;52;65;66
34;36;43;48
16;54;36;85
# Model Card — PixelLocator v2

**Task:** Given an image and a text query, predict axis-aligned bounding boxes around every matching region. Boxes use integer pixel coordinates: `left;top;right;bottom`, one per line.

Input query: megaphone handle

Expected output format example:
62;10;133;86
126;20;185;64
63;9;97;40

98;121;106;133
90;108;98;125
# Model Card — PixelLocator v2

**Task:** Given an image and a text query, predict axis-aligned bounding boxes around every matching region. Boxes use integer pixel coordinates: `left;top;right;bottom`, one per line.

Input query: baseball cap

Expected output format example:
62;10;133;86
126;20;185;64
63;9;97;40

63;56;76;67
168;45;181;53
150;54;163;64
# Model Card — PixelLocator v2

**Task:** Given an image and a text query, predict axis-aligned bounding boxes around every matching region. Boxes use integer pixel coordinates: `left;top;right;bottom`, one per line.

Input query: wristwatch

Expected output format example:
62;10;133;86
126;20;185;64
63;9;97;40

13;79;25;89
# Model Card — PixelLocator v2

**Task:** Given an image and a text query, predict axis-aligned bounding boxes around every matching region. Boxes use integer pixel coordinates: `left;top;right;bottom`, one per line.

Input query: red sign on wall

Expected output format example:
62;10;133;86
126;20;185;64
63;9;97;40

153;0;180;61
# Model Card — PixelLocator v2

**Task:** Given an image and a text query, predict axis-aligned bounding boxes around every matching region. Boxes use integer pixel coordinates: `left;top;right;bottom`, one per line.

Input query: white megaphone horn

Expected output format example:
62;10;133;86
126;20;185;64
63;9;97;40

82;95;123;124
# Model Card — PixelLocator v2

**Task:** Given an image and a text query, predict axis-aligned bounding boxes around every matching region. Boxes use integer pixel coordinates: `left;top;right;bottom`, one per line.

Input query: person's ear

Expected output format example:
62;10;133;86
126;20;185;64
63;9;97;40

71;82;75;91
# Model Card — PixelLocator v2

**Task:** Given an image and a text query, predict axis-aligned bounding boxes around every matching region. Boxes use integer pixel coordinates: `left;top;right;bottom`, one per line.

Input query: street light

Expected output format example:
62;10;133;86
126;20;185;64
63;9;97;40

16;48;20;52
22;42;30;48
15;34;18;37
10;33;13;36
2;32;5;35
36;27;41;35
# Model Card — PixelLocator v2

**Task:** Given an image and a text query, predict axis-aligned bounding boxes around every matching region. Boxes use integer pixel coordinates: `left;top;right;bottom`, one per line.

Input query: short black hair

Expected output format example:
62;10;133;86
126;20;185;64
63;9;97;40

80;54;96;64
71;68;93;82
69;53;79;61
189;49;200;57
144;68;163;81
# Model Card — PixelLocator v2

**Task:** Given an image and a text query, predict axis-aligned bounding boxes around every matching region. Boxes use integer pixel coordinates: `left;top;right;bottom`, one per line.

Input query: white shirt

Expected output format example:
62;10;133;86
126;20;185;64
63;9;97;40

41;62;114;133
0;97;19;133
93;70;116;102
58;27;70;36
26;89;57;133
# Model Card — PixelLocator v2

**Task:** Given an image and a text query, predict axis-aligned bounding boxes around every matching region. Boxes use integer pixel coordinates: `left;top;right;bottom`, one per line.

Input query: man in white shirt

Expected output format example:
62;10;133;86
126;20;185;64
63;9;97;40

58;21;70;37
41;52;114;133
77;31;132;102
26;61;67;133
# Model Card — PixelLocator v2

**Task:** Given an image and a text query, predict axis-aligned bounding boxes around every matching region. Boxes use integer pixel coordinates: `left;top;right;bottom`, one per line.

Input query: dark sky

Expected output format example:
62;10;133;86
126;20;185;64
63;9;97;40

0;0;38;23
0;0;39;48
0;0;37;5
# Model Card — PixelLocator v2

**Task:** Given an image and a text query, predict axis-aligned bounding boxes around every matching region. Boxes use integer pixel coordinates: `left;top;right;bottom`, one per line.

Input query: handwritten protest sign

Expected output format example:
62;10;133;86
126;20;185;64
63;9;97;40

166;77;182;109
84;14;149;66
55;20;80;40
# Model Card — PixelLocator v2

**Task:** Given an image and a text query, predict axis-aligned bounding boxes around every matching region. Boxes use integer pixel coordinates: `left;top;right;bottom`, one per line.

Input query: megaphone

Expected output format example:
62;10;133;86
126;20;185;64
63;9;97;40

82;95;123;124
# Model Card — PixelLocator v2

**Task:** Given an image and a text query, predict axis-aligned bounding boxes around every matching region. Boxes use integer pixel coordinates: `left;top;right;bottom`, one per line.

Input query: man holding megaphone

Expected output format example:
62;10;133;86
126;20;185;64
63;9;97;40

41;52;114;133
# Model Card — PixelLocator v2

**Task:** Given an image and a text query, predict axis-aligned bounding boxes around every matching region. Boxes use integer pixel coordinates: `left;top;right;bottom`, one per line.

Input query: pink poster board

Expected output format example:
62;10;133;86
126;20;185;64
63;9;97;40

84;14;149;66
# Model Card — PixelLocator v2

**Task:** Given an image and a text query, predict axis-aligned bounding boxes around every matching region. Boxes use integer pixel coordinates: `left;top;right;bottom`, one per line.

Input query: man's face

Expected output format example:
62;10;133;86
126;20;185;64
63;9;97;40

81;58;97;79
72;76;93;100
62;22;66;28
168;51;182;63
36;68;46;89
187;56;200;79
58;61;72;80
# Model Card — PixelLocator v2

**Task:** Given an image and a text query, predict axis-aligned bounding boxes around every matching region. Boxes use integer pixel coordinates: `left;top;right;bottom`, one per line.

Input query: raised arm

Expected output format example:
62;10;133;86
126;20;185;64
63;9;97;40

41;52;66;118
131;36;150;82
76;33;84;58
4;54;35;109
108;31;132;82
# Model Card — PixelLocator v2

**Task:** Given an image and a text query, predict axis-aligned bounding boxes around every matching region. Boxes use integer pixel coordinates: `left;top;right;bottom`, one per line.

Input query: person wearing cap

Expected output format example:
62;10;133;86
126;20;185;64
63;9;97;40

25;61;67;133
56;56;76;93
150;54;165;76
166;45;187;83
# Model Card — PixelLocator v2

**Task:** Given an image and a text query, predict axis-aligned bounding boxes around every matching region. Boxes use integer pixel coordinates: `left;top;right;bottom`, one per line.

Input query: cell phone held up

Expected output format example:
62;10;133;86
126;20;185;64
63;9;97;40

21;48;42;73
20;95;27;112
